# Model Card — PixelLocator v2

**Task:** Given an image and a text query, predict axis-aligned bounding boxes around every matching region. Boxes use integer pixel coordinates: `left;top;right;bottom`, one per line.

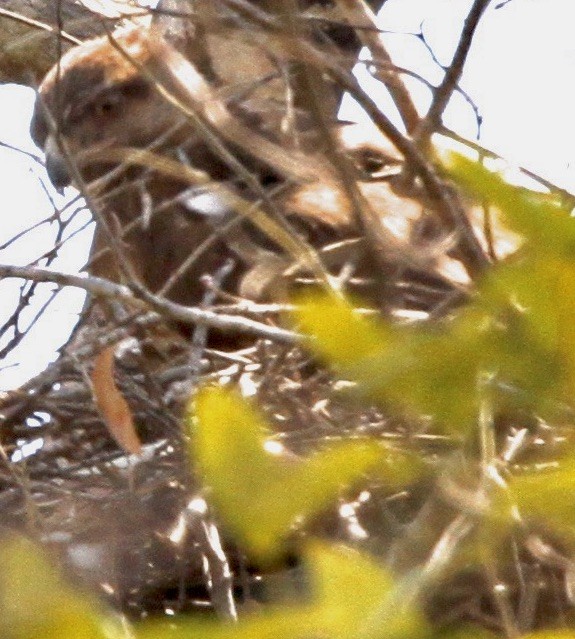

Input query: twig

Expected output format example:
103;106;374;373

0;263;299;343
100;27;338;292
37;103;139;287
439;125;575;207
335;0;420;133
281;1;400;308
415;0;492;148
188;258;236;384
0;7;82;46
329;68;490;276
0;140;44;167
197;4;489;276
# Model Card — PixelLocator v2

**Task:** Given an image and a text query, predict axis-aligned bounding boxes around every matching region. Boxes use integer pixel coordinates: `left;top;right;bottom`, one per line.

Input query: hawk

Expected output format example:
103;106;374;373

32;15;476;322
30;24;376;312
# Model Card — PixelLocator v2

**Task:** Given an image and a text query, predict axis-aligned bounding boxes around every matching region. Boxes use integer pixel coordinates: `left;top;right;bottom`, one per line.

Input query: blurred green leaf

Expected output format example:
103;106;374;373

190;386;413;561
480;257;575;410
293;284;575;432
295;293;393;366
522;632;575;639
504;456;575;540
295;293;486;432
446;154;575;412
431;627;498;639
136;542;427;639
443;153;573;256
0;535;126;639
294;159;575;432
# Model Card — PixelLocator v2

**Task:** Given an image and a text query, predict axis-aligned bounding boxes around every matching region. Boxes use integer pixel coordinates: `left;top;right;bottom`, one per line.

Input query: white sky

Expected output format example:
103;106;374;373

0;0;574;389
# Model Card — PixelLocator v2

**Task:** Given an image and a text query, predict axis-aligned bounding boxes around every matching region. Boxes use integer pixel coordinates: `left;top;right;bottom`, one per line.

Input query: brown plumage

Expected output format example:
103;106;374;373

34;24;493;322
30;27;369;312
31;29;244;307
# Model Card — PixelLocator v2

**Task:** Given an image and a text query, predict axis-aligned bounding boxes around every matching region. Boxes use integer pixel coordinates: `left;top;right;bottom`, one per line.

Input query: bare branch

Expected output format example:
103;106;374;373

326;66;490;276
0;263;299;343
335;0;420;134
0;7;81;45
415;0;492;147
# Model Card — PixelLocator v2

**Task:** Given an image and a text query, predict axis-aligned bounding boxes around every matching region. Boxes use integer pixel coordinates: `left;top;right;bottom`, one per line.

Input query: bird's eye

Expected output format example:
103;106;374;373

94;94;122;116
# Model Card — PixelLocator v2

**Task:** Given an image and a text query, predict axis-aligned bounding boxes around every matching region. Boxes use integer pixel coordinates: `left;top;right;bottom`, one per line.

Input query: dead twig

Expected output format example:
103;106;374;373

335;0;420;134
0;263;299;343
415;0;492;149
0;7;82;45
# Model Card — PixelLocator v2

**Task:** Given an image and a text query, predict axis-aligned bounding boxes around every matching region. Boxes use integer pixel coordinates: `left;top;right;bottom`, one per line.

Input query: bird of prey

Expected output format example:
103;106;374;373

30;22;382;312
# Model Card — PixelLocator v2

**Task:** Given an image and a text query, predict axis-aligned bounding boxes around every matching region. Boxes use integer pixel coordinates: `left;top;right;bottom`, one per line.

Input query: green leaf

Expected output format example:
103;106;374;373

444;155;575;409
0;535;126;639
505;457;575;541
189;385;406;561
522;632;575;639
294;151;575;429
304;542;426;639
295;293;485;432
431;628;498;639
479;257;575;409
443;153;574;257
295;292;393;366
136;543;427;639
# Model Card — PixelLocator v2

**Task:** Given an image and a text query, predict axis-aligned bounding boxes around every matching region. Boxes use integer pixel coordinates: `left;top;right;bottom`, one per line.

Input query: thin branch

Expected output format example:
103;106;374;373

38;98;140;287
0;7;82;45
415;0;492;147
439;125;575;207
194;4;489;275
0;263;299;343
100;27;338;292
327;67;490;276
281;0;401;309
335;0;420;133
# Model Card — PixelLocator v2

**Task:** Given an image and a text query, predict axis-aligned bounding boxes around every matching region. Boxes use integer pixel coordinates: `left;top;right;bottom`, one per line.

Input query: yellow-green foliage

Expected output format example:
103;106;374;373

447;156;575;545
294;155;575;596
189;385;423;561
296;156;575;433
4;158;575;639
0;536;126;639
0;536;427;639
295;293;486;432
137;542;426;639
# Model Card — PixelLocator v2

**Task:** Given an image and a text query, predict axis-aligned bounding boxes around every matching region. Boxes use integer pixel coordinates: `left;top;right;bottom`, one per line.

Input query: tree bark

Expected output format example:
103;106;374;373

0;0;125;85
0;0;388;87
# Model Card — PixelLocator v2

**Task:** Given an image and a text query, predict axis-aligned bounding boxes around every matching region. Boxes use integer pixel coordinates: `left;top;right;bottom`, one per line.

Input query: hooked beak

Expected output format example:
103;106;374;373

43;135;72;190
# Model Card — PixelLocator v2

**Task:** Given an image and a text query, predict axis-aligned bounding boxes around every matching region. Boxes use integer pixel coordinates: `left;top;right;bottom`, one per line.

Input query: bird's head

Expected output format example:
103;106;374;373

31;28;182;189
